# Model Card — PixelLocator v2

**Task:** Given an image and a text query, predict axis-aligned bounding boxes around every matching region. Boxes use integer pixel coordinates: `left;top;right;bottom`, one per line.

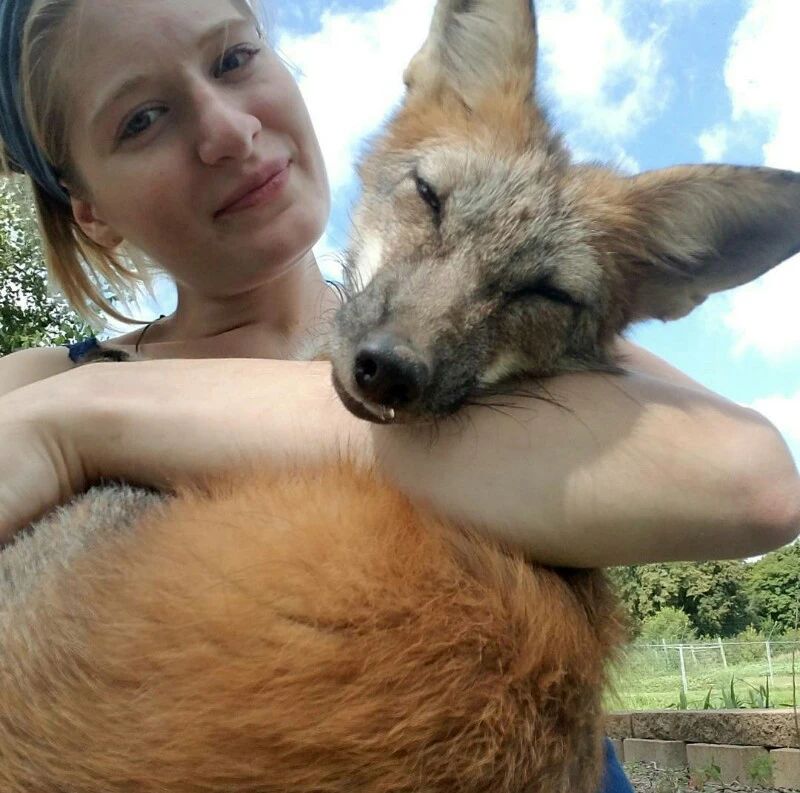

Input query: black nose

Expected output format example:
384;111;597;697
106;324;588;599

353;333;429;409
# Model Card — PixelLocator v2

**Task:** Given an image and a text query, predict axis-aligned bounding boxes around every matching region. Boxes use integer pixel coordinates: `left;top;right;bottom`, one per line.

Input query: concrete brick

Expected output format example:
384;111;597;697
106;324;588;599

605;712;633;740
623;738;687;769
687;743;771;786
609;739;624;765
628;709;800;749
770;748;800;789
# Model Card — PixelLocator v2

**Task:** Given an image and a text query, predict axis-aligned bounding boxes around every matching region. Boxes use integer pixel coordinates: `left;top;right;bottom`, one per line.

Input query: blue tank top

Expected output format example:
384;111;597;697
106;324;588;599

601;738;633;792
66;337;100;363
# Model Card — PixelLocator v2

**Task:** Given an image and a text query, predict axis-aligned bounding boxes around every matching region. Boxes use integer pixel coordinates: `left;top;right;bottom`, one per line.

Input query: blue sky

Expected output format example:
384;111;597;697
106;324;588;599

151;0;800;462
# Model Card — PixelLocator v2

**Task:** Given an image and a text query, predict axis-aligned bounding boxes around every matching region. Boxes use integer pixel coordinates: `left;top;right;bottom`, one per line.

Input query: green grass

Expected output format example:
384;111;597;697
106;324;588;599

605;642;799;711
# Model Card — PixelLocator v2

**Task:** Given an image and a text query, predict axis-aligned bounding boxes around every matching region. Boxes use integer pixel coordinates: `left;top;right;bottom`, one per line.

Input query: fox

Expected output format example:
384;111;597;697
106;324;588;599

2;0;799;791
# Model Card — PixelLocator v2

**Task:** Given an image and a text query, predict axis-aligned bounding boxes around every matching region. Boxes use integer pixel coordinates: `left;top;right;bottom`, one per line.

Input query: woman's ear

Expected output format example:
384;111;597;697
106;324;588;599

69;195;124;249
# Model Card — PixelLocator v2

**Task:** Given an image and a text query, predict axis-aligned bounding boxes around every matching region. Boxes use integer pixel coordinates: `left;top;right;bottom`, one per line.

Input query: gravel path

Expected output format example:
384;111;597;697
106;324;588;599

625;762;799;793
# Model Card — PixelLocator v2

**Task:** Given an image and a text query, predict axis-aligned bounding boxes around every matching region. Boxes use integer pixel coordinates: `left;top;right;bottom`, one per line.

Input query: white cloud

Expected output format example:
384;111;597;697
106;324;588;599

724;0;800;171
749;390;800;464
537;0;667;142
697;124;729;162
721;259;800;363
569;140;640;172
712;0;800;362
657;0;712;9
277;1;438;277
277;0;435;197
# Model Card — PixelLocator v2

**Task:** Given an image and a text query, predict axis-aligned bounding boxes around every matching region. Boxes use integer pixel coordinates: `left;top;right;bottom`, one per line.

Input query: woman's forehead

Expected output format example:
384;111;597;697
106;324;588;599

66;0;254;51
65;0;258;133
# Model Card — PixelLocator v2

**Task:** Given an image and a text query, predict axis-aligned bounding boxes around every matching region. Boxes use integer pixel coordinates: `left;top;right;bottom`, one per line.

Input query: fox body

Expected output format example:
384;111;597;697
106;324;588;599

2;0;799;791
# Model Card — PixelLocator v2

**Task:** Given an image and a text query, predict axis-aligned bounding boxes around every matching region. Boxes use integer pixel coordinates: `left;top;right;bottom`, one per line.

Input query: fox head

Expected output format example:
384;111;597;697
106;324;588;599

329;0;800;423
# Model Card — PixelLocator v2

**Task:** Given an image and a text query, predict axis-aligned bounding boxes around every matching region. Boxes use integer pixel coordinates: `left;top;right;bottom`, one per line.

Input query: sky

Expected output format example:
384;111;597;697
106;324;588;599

150;0;800;463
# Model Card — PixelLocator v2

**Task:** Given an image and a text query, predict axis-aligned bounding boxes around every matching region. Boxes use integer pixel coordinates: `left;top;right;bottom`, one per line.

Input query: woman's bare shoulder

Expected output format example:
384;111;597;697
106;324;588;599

0;346;76;398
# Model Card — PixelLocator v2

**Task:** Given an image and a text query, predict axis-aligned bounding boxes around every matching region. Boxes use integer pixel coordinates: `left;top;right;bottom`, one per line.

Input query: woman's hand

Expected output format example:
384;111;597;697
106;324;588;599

0;381;88;542
0;358;373;543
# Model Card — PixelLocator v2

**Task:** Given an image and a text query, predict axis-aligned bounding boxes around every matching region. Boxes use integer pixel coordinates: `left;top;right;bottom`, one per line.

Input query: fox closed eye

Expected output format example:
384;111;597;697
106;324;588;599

505;280;581;308
414;175;442;217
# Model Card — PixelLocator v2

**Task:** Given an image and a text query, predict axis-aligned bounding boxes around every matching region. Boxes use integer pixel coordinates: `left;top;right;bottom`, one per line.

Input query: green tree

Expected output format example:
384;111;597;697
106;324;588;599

609;560;752;638
607;564;673;634
746;542;800;634
639;606;697;643
678;560;753;638
0;177;93;355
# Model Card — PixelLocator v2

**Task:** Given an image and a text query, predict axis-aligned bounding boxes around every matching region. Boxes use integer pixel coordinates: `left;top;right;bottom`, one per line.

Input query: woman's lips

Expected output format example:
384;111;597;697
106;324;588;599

215;162;291;219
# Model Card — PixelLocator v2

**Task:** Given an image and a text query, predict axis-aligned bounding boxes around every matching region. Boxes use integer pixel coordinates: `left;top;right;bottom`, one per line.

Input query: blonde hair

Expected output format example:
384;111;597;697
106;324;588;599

0;0;266;326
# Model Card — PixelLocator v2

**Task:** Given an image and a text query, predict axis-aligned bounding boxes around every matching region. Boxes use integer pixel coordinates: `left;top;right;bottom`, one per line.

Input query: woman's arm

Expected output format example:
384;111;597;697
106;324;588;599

0;346;75;398
1;353;797;565
377;366;799;566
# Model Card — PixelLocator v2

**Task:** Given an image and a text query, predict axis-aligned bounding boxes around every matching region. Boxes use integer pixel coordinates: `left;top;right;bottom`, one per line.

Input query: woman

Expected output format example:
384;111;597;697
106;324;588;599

0;0;798;789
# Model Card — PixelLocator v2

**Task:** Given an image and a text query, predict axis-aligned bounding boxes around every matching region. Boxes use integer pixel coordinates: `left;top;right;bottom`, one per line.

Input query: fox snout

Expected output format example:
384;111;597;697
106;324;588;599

331;327;436;424
354;331;431;412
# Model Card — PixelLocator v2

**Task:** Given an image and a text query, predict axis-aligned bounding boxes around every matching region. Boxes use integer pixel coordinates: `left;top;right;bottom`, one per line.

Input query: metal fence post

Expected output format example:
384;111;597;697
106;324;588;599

717;637;727;669
678;643;688;696
765;640;774;684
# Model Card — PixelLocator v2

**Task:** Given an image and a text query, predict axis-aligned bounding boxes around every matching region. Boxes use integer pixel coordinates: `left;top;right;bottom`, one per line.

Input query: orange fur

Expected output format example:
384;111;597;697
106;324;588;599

1;464;626;791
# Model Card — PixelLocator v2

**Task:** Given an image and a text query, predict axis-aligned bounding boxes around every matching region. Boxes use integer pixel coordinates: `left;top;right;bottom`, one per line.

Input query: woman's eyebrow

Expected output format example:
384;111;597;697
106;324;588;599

88;17;251;131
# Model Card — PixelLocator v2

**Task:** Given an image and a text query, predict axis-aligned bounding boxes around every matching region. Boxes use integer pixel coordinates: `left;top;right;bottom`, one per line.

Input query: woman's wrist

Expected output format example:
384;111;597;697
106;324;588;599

73;358;374;490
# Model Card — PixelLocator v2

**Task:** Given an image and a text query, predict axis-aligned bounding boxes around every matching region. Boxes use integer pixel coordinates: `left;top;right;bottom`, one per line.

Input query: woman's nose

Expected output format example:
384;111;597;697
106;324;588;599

194;87;261;165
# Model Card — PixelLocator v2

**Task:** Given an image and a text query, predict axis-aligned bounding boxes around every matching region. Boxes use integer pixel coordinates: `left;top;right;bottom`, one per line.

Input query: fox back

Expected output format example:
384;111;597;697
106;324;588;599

1;466;625;792
2;1;799;791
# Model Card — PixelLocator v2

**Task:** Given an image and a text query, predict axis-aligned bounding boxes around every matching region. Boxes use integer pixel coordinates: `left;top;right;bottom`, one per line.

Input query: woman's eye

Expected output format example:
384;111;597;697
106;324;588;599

415;176;442;216
119;107;166;142
212;45;261;79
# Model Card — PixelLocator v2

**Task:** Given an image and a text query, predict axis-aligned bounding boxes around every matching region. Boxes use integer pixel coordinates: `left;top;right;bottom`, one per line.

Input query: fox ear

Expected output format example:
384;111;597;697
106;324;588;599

607;165;800;321
403;0;538;109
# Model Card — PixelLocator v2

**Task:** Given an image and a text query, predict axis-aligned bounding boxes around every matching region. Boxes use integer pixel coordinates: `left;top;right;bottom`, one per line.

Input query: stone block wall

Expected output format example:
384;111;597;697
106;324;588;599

607;710;800;787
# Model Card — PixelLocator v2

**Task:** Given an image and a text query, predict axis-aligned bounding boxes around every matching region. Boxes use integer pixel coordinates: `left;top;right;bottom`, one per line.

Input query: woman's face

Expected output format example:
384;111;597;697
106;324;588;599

66;0;330;297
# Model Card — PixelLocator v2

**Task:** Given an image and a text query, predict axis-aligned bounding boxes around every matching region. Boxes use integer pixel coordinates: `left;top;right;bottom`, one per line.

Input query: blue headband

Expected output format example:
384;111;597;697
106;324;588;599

0;0;71;205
